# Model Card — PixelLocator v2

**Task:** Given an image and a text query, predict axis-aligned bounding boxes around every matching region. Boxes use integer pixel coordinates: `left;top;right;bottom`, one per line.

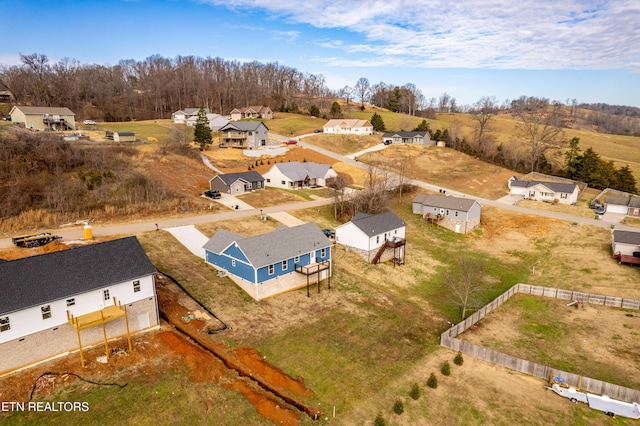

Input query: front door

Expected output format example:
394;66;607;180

310;251;316;264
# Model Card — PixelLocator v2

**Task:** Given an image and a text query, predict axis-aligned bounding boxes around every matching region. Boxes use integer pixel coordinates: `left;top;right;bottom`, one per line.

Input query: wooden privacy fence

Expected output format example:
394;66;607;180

440;283;640;403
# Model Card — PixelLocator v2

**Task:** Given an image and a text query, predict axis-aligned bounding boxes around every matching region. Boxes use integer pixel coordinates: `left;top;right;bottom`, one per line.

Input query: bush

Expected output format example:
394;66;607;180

441;361;451;376
393;399;404;415
374;412;387;426
409;382;421;400
427;372;438;389
454;351;464;366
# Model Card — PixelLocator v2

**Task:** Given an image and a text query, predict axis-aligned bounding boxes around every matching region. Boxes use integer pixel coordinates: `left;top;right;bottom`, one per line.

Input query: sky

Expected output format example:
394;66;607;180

2;0;640;107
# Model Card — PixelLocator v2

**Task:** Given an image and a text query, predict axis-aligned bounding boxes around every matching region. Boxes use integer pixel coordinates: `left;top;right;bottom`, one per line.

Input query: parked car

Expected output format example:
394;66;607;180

314;129;323;133
383;140;392;145
204;190;221;199
83;120;96;125
595;206;606;215
285;140;297;145
322;229;335;238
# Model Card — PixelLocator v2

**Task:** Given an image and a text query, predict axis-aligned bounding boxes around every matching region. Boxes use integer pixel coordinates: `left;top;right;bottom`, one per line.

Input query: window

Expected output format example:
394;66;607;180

232;260;236;267
294;255;300;263
321;248;327;257
246;183;252;189
257;182;262;188
560;193;567;199
66;298;76;307
0;316;9;332
103;289;110;301
376;235;380;244
282;259;288;270
266;178;271;183
41;305;52;320
455;211;459;217
281;180;286;185
268;264;274;275
133;280;141;293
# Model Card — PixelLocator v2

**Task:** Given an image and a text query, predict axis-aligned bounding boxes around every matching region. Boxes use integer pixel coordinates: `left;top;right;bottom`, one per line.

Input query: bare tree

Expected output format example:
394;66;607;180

354;77;371;109
471;96;498;158
510;96;566;172
446;258;490;320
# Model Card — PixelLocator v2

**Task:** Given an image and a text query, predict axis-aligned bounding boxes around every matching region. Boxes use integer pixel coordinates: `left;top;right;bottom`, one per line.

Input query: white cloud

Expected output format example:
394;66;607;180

270;30;300;42
202;0;640;71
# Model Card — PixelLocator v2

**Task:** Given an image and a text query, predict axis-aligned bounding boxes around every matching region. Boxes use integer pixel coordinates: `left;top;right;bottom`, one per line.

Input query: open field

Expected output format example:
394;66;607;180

301;133;381;156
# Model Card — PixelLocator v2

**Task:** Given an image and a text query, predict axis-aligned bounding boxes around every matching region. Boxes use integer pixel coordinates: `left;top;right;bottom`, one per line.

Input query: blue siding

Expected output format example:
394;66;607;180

223;243;249;263
316;246;331;262
205;251;254;283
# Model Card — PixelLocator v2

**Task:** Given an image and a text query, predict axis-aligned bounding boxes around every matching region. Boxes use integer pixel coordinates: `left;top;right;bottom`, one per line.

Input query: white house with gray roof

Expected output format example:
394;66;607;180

203;223;332;300
612;230;640;256
382;131;434;146
0;237;158;373
335;211;406;264
412;193;482;233
172;107;210;124
508;177;579;205
604;195;640;217
263;161;338;189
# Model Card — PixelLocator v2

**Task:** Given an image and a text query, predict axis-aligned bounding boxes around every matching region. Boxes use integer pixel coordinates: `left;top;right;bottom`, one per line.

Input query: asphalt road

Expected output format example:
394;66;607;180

1;138;632;248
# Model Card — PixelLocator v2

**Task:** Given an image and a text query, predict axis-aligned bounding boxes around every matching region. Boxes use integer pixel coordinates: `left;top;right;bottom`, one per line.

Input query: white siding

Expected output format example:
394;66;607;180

0;275;154;344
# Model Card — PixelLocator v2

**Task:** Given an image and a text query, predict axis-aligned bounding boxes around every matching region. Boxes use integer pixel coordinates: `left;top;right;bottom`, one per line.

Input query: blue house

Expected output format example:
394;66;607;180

203;223;332;300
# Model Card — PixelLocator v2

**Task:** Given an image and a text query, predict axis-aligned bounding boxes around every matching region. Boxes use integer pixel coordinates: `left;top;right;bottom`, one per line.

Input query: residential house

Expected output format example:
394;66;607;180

508;177;579;205
203;223;332;300
322;119;373;135
612;230;640;256
382;131;434;146
172;108;210;124
0;237;158;373
186;113;229;131
335;211;406;264
0;90;14;103
229;106;273;121
9;106;76;131
412;193;482;233
604;195;640;217
218;121;272;149
262;161;338;189
209;171;265;194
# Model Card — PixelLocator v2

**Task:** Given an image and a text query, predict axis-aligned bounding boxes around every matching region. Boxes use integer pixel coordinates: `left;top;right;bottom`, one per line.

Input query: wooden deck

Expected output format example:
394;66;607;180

68;305;126;330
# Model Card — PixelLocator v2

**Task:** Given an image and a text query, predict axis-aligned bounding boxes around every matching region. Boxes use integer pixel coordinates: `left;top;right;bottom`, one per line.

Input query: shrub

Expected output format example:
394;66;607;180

393;399;404;415
441;361;451;376
454;351;464;366
374;412;387;426
409;382;421;400
427;372;438;389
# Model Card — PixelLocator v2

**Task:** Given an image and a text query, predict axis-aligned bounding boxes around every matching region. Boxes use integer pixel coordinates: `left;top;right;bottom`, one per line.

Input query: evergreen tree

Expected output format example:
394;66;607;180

194;107;212;151
427;372;438;389
370;112;386;132
309;104;320;117
564;137;582;179
575;147;600;183
330;101;342;118
413;119;430;132
612;165;638;193
409;382;421;400
441;361;451;376
454;351;464;366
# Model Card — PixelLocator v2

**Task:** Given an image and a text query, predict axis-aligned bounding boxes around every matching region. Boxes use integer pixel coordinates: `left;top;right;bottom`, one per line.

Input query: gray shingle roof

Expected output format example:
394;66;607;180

204;223;331;268
413;193;479;212
382;131;429;138
220;121;268;132
510;179;576;193
0;237;156;315
212;171;264;185
613;230;640;245
13;106;75;116
271;162;331;181
350;211;406;235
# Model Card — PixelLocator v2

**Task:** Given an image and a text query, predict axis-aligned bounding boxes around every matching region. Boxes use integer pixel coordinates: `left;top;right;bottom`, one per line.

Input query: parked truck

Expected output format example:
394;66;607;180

12;233;61;248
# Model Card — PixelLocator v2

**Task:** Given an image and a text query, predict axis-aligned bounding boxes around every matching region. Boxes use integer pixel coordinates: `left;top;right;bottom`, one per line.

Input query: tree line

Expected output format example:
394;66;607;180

0;53;331;121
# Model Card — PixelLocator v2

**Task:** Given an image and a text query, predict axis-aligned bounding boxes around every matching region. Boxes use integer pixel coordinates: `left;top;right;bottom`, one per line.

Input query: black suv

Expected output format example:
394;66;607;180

204;190;221;199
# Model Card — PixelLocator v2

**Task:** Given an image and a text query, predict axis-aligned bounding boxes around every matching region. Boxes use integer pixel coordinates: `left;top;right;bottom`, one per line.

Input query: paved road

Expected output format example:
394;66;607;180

2;138;632;249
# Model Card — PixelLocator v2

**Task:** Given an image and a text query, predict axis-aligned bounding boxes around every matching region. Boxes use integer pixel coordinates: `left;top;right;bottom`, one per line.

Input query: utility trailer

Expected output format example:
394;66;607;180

546;383;640;419
12;233;61;248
